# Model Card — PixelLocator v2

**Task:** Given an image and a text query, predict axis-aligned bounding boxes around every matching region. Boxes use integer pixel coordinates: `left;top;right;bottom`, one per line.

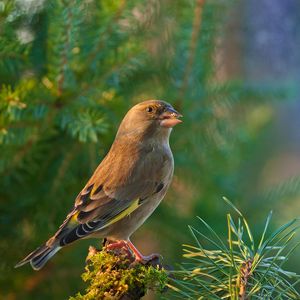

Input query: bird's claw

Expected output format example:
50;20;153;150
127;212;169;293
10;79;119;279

137;253;161;263
129;253;162;268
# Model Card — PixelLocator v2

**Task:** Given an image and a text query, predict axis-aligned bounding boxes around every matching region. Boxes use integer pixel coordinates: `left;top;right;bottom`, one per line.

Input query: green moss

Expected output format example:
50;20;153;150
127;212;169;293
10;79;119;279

69;249;168;300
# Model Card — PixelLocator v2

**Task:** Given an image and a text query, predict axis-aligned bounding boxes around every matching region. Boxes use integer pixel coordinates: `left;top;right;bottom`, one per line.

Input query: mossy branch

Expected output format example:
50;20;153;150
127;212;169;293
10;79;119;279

70;245;168;300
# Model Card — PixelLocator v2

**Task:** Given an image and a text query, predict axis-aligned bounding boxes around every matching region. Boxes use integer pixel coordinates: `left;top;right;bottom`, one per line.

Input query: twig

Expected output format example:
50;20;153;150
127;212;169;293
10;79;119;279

57;1;73;97
239;259;253;300
177;0;205;108
85;0;127;68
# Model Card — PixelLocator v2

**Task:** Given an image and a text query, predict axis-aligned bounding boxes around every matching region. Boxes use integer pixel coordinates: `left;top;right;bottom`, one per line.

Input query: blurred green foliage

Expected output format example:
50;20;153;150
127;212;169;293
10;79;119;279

0;0;299;299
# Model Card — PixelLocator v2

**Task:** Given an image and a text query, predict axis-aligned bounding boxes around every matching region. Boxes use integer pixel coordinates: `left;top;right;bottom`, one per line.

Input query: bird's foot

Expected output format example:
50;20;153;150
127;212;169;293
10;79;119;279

126;240;162;266
105;240;128;250
134;253;162;266
105;240;133;258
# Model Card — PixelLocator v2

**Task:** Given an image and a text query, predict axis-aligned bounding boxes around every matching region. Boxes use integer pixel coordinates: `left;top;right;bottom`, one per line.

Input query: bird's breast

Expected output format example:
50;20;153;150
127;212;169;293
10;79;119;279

103;141;174;240
141;141;174;179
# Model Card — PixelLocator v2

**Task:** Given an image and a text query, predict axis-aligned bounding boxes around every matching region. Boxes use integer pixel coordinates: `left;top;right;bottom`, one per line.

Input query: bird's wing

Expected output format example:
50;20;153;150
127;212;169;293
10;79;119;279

72;143;169;224
55;179;160;247
74;180;157;222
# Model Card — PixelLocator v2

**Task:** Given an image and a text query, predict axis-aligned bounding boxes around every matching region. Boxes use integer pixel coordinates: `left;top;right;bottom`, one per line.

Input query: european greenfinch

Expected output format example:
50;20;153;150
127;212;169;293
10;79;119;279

16;100;182;270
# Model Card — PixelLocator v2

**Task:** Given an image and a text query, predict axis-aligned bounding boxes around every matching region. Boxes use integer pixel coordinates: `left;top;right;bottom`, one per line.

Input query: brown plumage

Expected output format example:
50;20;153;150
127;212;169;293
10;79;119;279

15;100;182;270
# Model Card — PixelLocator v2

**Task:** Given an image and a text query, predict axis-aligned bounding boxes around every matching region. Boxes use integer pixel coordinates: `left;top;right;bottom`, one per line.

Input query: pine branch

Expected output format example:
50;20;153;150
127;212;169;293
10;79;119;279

85;0;127;68
57;1;73;96
168;199;300;299
178;0;205;107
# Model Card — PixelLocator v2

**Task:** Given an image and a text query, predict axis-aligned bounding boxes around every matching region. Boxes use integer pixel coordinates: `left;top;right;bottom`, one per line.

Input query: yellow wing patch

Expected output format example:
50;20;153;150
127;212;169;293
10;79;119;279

70;211;80;224
102;199;140;229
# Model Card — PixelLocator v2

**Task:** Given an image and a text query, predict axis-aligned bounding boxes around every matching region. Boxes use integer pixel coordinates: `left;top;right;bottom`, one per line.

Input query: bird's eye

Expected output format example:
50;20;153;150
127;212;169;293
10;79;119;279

146;106;153;113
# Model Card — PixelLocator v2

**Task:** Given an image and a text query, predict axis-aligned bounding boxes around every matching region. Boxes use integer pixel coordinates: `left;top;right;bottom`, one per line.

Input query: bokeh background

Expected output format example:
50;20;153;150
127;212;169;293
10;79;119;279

1;0;300;299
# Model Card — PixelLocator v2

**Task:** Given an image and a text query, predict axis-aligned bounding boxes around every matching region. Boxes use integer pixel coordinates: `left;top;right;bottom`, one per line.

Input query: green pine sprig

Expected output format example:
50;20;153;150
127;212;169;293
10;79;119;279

168;198;300;299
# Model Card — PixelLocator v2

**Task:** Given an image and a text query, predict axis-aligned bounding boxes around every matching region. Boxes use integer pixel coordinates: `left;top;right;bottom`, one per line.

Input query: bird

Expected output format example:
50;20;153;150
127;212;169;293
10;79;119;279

15;100;182;270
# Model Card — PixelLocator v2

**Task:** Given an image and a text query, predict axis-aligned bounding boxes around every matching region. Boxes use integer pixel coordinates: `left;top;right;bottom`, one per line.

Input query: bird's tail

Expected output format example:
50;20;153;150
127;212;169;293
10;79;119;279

15;242;61;271
15;208;79;271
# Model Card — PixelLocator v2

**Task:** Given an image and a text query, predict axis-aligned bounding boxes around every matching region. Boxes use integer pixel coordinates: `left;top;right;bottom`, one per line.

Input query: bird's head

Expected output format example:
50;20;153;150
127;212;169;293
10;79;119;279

116;100;182;140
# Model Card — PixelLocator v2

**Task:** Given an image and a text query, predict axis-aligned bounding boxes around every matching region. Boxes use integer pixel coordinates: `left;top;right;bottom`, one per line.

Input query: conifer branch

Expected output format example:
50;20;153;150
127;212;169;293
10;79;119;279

57;1;73;96
168;199;300;299
85;0;127;68
50;143;79;196
178;0;205;107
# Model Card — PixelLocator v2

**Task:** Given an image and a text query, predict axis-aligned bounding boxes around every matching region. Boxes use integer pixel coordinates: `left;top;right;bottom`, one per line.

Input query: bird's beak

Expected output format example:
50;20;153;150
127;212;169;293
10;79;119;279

159;107;183;128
